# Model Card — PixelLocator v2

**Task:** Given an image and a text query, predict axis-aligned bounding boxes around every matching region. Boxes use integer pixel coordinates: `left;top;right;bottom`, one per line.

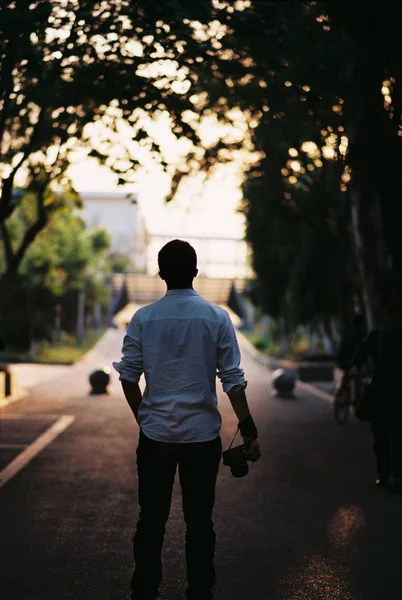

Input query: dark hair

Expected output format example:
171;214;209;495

158;239;197;287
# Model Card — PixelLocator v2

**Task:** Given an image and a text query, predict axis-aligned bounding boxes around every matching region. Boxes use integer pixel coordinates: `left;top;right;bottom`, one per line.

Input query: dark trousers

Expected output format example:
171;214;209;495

372;418;402;481
131;431;222;600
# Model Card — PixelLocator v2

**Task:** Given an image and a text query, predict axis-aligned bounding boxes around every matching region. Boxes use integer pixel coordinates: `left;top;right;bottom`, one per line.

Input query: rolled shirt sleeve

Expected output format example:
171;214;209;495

216;310;247;393
112;313;143;383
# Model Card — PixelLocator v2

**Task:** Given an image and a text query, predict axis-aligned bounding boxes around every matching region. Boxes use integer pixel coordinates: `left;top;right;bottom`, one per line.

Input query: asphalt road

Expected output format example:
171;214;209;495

1;328;401;600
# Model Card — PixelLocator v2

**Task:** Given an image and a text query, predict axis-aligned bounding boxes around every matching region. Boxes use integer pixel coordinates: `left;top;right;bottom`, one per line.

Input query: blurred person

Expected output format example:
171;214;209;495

113;239;261;600
349;299;402;492
337;313;367;403
337;313;367;370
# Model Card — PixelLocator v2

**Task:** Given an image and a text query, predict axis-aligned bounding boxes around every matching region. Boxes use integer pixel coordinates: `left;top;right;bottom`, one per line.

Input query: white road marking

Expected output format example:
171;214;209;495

296;380;333;402
0;413;62;420
0;415;75;490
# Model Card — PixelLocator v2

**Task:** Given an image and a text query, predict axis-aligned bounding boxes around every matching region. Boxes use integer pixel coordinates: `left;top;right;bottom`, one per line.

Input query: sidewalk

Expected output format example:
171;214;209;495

232;321;339;403
0;329;121;410
9;363;70;390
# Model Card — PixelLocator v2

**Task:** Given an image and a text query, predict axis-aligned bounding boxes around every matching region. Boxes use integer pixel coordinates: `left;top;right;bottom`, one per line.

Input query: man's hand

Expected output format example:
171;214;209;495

243;438;261;462
121;380;143;423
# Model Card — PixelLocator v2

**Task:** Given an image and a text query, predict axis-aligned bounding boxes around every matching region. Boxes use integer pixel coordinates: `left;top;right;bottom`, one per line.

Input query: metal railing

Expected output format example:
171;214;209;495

111;274;245;305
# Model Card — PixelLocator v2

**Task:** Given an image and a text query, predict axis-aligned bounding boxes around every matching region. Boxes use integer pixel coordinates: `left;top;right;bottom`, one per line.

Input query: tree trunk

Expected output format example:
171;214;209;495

0;266;19;314
319;316;337;356
278;316;289;354
93;302;102;329
261;314;270;346
350;186;377;329
308;323;319;353
0;187;49;315
76;290;86;345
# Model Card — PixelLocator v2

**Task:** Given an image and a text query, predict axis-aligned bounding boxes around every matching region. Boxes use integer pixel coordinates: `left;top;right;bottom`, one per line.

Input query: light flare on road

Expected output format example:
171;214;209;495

328;505;365;549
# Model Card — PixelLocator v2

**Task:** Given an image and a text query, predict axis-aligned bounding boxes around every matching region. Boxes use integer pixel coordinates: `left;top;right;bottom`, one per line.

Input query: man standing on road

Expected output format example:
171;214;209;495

113;239;261;600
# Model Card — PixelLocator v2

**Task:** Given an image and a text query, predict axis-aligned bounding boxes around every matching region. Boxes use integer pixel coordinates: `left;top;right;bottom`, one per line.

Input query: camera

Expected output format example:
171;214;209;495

223;416;259;478
222;443;252;478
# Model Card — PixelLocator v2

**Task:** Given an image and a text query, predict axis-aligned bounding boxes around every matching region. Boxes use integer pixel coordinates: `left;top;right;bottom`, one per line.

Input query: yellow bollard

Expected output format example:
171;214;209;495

0;372;5;400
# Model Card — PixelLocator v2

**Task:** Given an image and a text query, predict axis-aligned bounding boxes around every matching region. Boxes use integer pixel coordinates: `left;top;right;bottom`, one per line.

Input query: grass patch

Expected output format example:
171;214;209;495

0;328;107;364
242;332;285;358
242;330;331;362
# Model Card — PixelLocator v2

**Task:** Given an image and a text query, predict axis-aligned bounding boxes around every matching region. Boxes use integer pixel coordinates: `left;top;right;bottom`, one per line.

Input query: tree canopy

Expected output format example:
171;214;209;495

0;0;238;295
226;1;402;328
0;192;111;348
2;0;402;331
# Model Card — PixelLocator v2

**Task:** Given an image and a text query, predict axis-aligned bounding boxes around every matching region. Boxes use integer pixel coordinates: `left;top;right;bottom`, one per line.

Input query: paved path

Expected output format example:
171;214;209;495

0;327;401;600
1;329;121;409
8;363;70;391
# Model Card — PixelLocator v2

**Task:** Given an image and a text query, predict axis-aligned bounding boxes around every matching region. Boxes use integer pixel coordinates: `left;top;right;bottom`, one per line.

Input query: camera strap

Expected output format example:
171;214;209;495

228;427;240;450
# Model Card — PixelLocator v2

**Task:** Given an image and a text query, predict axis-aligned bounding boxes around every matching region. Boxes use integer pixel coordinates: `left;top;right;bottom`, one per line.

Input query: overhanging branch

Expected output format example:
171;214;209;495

0;42;16;157
0;105;47;221
9;106;47;178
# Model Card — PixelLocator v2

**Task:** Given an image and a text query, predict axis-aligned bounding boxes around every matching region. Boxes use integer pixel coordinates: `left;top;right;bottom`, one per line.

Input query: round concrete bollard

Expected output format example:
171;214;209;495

89;368;111;395
272;368;296;398
0;365;16;397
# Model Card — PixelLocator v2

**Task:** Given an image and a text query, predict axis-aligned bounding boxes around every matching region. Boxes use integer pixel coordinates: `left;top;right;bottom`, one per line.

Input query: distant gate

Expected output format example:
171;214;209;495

109;274;246;324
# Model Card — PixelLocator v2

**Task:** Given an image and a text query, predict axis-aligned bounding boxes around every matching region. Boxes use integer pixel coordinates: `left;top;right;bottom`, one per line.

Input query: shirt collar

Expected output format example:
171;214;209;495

165;289;199;296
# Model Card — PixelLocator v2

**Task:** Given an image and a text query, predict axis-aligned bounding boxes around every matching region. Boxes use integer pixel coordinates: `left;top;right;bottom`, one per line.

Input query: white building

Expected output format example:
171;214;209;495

79;191;148;271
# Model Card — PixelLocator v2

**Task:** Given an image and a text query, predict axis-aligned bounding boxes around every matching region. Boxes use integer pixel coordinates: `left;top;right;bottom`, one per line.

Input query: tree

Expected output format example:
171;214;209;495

3;0;402;333
242;159;356;348
213;1;402;327
0;0;239;298
109;253;138;274
0;194;111;349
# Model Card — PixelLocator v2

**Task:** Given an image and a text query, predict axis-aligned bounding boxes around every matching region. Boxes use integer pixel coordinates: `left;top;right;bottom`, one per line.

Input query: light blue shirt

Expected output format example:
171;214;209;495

113;289;247;443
